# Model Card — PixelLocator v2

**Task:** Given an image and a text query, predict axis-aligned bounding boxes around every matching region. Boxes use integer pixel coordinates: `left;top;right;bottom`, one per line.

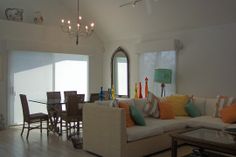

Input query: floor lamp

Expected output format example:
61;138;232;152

154;69;172;97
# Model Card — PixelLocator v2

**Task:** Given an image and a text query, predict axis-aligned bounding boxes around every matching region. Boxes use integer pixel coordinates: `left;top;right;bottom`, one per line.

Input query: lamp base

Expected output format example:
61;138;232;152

161;83;165;97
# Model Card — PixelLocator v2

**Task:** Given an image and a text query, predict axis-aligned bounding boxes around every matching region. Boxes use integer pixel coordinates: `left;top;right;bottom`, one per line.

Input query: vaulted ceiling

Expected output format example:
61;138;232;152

78;0;236;42
1;0;236;43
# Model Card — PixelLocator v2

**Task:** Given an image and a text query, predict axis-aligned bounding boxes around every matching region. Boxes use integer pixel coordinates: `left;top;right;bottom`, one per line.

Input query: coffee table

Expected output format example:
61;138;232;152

170;127;236;157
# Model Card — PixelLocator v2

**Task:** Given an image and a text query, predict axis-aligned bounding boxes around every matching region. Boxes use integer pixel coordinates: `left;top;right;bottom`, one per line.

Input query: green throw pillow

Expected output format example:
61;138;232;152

185;101;201;117
130;105;146;126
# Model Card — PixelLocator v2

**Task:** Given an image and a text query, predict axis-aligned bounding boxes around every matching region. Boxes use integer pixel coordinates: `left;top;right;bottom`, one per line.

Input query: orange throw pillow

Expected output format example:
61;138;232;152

118;102;135;127
159;100;175;119
220;104;236;123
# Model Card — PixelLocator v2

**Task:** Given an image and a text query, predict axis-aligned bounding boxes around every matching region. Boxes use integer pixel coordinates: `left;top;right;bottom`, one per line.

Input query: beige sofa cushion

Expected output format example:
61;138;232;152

154;116;191;132
205;98;218;116
186;116;230;129
127;124;163;142
192;96;206;115
127;117;190;142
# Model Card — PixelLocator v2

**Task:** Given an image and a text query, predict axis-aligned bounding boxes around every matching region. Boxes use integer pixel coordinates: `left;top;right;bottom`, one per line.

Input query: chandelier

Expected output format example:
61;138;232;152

60;0;95;45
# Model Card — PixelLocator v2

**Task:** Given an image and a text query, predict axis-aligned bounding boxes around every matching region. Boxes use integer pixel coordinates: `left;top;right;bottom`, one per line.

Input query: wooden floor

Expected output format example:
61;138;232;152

0;127;192;157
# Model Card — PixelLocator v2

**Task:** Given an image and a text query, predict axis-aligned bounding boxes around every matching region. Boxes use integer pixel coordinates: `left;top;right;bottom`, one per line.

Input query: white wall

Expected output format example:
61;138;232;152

0;18;104;126
0;40;7;127
103;23;236;98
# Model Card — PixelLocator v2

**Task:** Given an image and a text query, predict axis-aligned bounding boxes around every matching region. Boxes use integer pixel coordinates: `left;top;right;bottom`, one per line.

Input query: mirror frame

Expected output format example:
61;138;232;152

111;47;130;98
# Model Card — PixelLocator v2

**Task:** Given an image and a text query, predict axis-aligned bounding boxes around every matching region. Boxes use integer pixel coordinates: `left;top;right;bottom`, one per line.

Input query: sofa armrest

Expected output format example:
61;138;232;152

83;103;127;157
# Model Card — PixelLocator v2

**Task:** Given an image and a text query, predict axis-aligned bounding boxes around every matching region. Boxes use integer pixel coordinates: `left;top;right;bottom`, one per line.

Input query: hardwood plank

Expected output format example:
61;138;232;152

0;127;192;157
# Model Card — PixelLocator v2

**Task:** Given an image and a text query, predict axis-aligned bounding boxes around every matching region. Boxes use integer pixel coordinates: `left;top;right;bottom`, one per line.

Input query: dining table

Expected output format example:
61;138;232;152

29;98;67;135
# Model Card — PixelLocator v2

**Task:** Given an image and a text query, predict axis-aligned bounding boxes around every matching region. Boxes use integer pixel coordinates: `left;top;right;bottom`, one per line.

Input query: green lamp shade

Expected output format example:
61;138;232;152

154;69;172;84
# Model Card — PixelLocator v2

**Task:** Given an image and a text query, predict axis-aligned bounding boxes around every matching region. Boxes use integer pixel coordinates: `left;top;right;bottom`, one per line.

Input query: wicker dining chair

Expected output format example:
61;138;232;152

46;91;61;133
60;94;83;139
64;91;77;100
20;94;49;139
89;93;99;102
89;92;109;102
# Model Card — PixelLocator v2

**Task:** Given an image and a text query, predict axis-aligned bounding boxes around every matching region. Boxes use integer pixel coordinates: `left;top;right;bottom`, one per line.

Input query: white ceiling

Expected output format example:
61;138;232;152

2;0;236;43
74;0;236;43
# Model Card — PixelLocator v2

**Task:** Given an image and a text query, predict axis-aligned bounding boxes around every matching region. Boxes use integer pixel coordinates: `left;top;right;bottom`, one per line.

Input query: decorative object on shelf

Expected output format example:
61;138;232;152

134;83;138;98
111;85;116;100
145;77;149;98
5;8;24;22
99;87;104;101
60;0;95;45
33;11;43;24
120;0;143;8
138;82;143;98
154;69;172;97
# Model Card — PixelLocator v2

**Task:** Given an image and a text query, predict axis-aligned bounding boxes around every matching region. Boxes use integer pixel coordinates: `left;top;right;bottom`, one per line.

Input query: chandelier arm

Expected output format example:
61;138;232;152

76;0;80;45
78;0;80;21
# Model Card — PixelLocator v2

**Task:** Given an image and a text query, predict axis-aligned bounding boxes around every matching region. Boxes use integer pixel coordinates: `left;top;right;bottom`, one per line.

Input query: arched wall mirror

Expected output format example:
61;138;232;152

111;47;130;98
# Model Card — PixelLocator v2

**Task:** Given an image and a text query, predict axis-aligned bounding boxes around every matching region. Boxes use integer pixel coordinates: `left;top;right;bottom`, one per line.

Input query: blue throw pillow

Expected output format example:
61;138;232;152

185;101;201;117
130;105;146;126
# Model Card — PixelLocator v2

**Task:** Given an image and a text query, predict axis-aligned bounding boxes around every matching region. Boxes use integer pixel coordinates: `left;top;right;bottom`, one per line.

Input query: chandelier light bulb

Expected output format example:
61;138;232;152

67;20;71;24
68;25;72;30
90;22;95;28
61;19;65;23
79;16;82;20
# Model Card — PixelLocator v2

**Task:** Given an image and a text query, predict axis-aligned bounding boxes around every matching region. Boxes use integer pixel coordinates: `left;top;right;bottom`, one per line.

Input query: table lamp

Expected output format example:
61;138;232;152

154;69;172;97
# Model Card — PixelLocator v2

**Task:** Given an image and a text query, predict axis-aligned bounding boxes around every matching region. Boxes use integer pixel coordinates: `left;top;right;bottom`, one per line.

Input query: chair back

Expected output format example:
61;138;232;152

64;91;77;100
46;91;61;100
89;93;99;102
20;94;30;121
66;95;82;117
77;94;85;103
89;92;109;102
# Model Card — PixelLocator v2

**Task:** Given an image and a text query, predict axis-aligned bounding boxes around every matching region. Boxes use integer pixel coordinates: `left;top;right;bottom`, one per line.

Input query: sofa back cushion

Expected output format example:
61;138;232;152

118;102;135;127
166;95;189;116
205;98;218;116
192;96;206;115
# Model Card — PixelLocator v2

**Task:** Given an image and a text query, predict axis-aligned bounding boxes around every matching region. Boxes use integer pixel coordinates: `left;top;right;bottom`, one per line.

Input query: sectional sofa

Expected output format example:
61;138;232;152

83;97;236;157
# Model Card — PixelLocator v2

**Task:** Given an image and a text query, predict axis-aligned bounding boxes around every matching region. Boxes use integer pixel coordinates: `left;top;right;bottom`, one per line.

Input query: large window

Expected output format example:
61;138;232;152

54;54;88;100
8;51;89;125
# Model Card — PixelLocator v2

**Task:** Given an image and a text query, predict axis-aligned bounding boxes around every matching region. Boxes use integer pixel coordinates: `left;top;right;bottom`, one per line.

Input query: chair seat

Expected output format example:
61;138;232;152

27;113;48;123
20;94;49;139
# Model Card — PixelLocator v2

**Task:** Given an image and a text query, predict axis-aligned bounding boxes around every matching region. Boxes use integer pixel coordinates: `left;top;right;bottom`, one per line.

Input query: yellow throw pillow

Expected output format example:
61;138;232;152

166;95;189;116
